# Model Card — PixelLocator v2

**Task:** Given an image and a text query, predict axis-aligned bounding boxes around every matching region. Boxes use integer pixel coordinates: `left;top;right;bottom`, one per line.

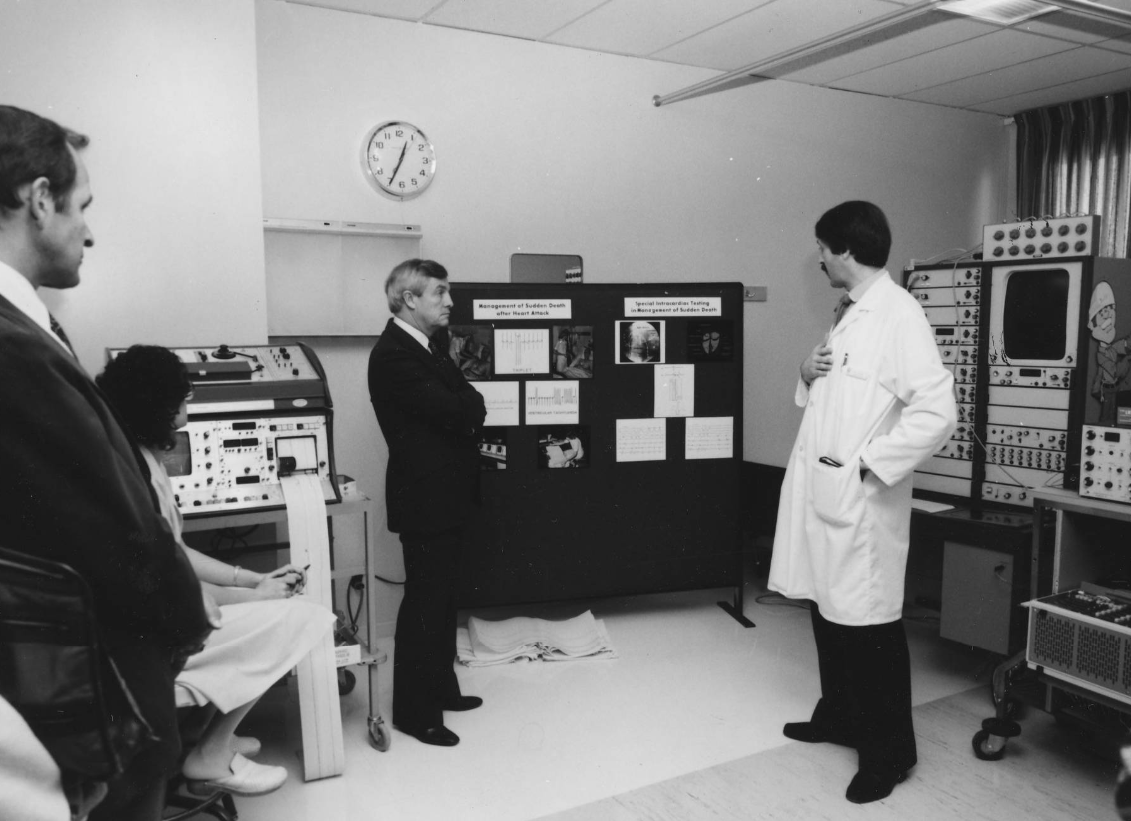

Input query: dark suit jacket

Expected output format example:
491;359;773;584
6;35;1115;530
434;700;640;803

368;319;487;534
0;294;210;762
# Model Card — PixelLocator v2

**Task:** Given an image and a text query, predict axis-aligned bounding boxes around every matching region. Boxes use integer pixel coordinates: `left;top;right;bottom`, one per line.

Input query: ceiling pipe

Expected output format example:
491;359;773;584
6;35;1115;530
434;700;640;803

652;0;1131;108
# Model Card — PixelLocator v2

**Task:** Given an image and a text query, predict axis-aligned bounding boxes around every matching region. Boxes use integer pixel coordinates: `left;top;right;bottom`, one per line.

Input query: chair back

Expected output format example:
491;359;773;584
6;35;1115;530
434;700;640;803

0;546;155;779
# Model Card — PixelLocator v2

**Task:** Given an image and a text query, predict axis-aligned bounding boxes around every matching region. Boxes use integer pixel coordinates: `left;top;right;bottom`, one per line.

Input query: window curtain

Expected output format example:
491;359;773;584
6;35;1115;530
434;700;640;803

1015;90;1131;258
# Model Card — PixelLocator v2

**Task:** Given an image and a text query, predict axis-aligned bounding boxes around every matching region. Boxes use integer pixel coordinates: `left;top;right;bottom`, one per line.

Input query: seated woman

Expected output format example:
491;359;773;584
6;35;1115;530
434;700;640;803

97;346;335;797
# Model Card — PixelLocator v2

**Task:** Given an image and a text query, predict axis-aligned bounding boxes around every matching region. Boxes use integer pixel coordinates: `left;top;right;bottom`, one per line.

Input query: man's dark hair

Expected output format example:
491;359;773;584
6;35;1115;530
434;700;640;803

0;105;89;214
815;201;891;269
97;345;193;451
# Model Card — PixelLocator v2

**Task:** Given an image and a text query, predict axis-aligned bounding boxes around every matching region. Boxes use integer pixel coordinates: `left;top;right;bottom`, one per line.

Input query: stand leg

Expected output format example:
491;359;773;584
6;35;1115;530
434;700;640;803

718;585;755;627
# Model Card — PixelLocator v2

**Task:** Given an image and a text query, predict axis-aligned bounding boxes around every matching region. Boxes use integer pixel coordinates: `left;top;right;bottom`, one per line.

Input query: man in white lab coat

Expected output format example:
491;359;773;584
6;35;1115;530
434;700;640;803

768;201;957;804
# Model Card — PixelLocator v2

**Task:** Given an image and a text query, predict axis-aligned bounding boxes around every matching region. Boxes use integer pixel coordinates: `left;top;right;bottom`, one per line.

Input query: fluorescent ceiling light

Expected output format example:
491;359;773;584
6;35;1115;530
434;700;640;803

937;0;1059;25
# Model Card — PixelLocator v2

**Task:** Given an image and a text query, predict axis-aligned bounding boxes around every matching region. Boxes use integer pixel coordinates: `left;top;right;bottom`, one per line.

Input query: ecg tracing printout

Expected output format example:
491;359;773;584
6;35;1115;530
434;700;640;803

616;418;666;462
654;364;694;418
494;329;550;375
473;382;520;427
685;416;733;460
525;380;580;424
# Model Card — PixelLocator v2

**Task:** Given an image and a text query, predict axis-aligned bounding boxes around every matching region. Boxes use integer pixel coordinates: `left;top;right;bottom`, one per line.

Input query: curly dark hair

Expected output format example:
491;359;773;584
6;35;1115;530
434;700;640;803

96;345;192;450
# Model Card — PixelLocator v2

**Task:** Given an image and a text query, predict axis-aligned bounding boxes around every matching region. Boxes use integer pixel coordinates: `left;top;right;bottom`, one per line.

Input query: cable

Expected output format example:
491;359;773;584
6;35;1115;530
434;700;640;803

372;573;406;586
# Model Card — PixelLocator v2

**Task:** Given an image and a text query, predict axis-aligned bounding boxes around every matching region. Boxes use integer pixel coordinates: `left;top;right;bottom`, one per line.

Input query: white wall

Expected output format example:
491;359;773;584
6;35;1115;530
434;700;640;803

256;0;1009;635
0;0;267;369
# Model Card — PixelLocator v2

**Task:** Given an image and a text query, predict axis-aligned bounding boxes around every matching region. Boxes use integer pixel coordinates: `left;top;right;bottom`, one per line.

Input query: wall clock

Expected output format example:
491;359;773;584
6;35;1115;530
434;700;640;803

361;121;436;200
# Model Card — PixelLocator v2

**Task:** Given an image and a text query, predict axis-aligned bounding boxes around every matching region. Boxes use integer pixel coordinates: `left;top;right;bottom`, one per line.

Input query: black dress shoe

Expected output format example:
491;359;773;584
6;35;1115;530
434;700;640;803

845;768;908;804
395;724;460;747
782;722;855;748
443;695;483;712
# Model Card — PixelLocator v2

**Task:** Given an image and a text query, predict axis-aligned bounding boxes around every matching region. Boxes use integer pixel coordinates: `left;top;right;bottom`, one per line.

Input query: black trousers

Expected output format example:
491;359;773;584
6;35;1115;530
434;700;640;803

393;527;464;729
808;604;917;775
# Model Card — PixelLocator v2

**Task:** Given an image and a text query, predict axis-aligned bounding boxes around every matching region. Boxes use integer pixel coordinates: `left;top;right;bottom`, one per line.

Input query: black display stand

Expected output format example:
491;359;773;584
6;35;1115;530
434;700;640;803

450;282;749;625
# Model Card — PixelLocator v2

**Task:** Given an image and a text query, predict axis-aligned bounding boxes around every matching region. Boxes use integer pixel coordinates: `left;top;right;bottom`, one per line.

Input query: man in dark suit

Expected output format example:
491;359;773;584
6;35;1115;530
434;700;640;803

368;258;487;747
0;106;213;820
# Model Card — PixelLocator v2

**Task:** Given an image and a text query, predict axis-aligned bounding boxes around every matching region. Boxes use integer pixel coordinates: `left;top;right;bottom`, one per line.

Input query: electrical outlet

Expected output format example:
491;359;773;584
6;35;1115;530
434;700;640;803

743;286;767;302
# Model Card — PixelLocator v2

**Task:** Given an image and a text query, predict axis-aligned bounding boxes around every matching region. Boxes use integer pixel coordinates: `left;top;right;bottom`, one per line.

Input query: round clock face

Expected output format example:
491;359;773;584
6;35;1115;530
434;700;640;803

362;121;436;200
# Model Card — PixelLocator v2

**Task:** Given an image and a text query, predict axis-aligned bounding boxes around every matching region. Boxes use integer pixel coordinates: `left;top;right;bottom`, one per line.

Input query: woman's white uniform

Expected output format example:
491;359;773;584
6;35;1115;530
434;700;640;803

768;273;957;626
141;449;335;712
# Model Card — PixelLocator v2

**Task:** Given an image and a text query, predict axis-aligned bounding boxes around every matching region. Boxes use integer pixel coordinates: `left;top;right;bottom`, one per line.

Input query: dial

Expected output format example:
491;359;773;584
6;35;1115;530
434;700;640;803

361;121;436;200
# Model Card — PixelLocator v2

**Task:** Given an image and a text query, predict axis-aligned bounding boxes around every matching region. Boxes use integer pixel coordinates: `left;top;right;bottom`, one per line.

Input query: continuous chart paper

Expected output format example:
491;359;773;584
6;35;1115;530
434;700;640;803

473;381;520;427
654;364;694;418
494;328;550;375
616;418;666;462
685;416;733;460
525;380;580;425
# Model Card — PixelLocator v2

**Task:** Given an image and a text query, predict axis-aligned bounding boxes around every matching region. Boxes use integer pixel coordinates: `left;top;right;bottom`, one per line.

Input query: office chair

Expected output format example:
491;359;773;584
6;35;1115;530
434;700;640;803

0;546;236;821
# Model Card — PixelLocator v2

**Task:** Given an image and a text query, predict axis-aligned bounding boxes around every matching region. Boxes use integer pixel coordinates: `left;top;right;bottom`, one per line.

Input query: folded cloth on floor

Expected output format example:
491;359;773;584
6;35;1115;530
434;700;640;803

457;610;617;667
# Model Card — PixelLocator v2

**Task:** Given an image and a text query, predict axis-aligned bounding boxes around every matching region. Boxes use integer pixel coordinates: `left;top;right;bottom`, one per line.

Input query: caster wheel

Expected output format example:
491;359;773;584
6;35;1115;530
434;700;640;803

338;668;356;696
972;729;1006;761
368;716;391;752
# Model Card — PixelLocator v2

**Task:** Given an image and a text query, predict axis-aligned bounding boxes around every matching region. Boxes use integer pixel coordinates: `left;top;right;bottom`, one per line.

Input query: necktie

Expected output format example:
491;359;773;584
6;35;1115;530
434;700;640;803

49;313;75;355
833;293;853;326
428;338;451;367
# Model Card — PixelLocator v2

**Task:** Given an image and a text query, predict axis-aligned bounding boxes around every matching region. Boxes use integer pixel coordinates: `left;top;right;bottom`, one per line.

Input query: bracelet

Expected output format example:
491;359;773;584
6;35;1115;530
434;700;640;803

232;565;241;586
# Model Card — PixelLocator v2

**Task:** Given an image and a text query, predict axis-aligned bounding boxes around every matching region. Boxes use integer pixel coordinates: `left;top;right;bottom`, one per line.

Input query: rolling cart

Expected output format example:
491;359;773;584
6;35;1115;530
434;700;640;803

973;488;1131;760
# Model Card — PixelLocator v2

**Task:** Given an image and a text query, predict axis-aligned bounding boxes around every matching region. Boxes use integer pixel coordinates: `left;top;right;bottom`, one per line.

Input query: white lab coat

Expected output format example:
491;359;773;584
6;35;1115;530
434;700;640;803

768;273;957;626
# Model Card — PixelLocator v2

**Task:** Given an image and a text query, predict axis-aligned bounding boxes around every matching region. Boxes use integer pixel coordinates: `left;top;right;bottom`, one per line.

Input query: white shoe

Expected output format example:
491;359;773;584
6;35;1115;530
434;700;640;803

188;753;287;796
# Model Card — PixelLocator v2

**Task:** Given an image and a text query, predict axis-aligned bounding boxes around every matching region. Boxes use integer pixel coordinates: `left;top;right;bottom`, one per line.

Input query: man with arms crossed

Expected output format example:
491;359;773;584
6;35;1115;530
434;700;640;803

369;259;486;747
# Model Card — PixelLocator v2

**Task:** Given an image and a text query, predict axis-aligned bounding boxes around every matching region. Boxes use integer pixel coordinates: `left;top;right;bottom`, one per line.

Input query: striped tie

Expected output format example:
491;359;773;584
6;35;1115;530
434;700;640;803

833;293;853;326
49;313;75;355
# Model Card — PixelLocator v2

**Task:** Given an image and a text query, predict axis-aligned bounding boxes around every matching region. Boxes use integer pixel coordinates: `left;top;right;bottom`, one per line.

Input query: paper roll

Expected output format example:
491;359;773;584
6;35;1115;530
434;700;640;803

281;474;344;780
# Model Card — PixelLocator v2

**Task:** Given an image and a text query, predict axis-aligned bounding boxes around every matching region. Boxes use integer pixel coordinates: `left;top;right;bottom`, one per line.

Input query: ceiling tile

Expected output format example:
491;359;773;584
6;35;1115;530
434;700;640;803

903;44;1131;107
777;16;994;84
546;0;773;57
651;0;911;71
968;66;1131;114
285;0;439;21
833;28;1076;96
423;0;606;40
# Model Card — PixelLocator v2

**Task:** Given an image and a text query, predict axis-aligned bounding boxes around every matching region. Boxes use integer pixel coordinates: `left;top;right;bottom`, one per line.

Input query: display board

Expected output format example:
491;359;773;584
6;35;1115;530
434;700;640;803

446;282;744;610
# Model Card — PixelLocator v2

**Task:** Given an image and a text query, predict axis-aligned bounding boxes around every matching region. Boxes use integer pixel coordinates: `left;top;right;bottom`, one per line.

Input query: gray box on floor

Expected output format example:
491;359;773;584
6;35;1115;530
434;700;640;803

940;541;1014;654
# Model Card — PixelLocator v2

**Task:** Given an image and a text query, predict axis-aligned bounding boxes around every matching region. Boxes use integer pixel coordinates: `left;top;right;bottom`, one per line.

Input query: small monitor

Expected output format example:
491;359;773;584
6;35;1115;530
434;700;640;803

1001;268;1069;361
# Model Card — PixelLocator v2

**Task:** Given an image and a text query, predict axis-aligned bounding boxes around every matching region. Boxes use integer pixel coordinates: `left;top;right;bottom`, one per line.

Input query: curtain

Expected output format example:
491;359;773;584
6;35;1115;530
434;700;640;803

1016;90;1131;258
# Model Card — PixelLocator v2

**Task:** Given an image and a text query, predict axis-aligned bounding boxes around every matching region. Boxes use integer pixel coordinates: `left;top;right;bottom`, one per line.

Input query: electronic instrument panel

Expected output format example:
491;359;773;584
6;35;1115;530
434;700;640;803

108;343;340;517
1079;425;1131;504
983;215;1099;261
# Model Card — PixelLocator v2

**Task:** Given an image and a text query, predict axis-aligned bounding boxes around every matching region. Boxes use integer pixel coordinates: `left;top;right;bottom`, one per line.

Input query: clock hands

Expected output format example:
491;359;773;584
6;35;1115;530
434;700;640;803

387;139;410;185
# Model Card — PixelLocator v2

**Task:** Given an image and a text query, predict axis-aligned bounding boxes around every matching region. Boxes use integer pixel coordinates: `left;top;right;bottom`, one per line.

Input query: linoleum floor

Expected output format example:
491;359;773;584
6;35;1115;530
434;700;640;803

232;578;1118;820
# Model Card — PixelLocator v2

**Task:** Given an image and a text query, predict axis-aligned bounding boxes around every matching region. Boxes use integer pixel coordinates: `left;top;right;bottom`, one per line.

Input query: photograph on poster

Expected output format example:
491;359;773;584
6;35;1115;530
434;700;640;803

448;324;494;381
479;432;508;470
688;319;734;362
551;325;594;379
616;320;664;364
537;425;589;469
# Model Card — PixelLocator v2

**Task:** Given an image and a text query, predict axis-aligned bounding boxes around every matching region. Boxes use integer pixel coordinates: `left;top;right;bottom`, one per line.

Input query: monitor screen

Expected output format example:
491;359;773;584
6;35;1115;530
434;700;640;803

160;431;193;478
1001;268;1069;361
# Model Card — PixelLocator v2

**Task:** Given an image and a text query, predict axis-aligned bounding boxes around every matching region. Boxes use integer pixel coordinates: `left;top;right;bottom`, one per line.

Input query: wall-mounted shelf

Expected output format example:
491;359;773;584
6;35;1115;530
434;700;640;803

263;218;422;238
